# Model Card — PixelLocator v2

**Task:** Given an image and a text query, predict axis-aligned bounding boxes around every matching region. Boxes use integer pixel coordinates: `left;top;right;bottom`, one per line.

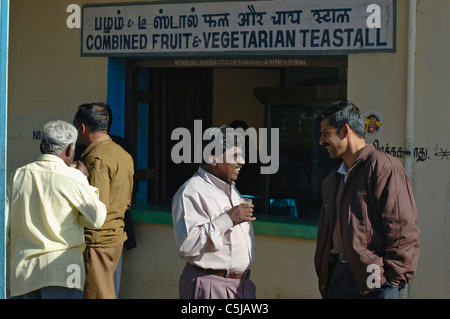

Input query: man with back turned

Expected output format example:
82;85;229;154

73;103;134;299
7;120;106;299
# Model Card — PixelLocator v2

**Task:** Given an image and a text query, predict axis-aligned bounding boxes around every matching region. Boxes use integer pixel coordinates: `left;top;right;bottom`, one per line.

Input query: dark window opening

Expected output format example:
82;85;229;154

124;58;347;220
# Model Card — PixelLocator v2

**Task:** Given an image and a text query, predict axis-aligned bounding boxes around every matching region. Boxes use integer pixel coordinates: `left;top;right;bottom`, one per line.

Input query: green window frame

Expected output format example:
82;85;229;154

130;203;318;240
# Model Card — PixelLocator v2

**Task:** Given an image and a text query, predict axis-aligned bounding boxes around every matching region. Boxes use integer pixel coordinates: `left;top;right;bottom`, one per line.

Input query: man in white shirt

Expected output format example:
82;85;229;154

172;125;256;299
6;120;107;299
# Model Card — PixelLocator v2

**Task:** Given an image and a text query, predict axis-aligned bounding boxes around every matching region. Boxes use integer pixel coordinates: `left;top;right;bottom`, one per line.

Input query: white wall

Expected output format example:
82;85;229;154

348;0;450;298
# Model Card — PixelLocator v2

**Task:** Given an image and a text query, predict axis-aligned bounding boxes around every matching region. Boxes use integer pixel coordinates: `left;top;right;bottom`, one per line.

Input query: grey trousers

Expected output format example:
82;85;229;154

179;263;256;299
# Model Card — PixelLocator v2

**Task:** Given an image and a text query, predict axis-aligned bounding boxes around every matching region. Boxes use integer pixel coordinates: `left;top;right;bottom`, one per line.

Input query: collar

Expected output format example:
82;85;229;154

81;134;111;158
337;162;353;183
352;144;375;166
338;144;374;183
197;166;235;194
36;154;66;165
337;162;350;175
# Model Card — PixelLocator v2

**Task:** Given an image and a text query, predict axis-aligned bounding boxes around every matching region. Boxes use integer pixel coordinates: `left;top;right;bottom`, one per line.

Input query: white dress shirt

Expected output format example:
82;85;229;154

172;167;255;272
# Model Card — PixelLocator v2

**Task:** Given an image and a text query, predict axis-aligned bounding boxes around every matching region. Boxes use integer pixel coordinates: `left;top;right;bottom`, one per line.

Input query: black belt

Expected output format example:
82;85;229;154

189;264;251;280
332;253;348;263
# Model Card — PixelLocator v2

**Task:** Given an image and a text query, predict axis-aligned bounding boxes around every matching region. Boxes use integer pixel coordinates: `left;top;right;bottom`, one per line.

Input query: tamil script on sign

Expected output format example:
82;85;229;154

81;0;395;57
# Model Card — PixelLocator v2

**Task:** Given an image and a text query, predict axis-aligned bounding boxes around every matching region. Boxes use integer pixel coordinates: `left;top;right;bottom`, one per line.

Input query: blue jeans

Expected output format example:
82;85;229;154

12;286;83;299
325;257;399;299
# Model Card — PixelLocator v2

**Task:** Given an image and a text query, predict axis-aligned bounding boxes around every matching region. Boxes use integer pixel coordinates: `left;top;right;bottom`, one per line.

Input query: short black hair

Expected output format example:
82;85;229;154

202;125;245;163
74;103;110;132
319;101;365;138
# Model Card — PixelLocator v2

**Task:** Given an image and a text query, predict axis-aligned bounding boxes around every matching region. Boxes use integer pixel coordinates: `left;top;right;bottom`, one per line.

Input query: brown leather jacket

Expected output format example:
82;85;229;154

314;144;420;297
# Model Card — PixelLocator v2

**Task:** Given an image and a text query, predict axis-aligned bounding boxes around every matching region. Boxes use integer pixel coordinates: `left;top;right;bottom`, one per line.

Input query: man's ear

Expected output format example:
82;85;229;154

340;124;350;139
208;155;217;166
65;143;74;158
81;123;88;134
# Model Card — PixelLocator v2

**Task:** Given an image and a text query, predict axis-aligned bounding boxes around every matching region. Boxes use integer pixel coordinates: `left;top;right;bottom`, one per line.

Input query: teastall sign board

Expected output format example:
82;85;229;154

81;0;396;57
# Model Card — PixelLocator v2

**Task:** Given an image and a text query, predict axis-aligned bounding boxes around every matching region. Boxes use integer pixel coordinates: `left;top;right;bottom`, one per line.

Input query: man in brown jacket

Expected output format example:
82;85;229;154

74;103;134;299
314;101;420;299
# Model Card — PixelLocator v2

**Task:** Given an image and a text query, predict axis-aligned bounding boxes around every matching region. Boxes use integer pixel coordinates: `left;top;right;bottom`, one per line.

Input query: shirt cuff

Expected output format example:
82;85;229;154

213;212;234;235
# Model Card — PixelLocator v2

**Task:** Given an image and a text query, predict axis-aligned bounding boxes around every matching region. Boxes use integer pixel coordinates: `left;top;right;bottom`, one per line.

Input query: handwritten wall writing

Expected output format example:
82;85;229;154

81;0;395;57
435;149;450;160
373;140;450;162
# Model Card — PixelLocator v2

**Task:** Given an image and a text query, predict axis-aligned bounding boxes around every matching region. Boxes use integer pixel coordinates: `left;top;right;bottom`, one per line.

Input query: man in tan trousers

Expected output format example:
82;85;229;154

73;103;134;299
